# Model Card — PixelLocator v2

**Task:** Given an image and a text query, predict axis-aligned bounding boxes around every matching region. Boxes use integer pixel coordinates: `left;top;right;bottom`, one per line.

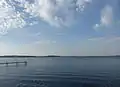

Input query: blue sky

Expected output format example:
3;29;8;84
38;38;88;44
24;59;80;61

0;0;120;56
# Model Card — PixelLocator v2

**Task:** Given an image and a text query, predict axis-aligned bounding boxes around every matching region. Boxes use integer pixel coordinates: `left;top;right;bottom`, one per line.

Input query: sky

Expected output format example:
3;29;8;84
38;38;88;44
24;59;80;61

0;0;120;56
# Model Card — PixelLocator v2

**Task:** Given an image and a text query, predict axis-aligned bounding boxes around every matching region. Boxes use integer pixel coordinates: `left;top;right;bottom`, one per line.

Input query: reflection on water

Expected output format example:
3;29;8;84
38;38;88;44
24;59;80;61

0;57;120;87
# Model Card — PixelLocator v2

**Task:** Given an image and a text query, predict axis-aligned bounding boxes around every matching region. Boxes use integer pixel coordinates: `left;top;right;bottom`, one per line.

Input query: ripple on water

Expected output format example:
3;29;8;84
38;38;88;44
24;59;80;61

12;72;120;87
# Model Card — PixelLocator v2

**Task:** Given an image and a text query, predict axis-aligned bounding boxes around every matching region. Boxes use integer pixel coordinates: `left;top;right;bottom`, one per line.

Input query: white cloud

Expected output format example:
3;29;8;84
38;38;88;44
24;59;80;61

94;5;114;30
0;42;15;55
87;36;120;55
0;0;27;35
88;37;104;41
0;0;92;35
0;40;69;56
33;40;57;44
76;0;92;11
88;36;120;43
100;5;113;26
1;37;120;56
106;37;120;43
22;0;92;27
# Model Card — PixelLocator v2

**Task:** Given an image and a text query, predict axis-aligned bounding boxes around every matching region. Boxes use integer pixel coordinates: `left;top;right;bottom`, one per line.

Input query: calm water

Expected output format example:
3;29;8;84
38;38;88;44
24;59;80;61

0;57;120;87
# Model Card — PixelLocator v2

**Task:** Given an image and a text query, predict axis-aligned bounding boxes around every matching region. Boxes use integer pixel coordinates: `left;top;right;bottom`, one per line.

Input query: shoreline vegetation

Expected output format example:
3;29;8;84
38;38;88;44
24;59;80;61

0;55;120;58
0;55;60;58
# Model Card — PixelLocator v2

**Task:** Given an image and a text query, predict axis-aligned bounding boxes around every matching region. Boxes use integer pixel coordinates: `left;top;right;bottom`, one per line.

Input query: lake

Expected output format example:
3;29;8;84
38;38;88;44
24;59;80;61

0;57;120;87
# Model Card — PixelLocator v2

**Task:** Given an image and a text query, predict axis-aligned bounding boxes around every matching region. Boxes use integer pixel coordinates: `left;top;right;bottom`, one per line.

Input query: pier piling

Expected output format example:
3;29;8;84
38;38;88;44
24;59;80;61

0;61;27;66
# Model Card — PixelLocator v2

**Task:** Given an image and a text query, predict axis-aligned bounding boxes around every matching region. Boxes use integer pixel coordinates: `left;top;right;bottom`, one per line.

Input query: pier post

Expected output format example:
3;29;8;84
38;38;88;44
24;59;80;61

24;61;27;66
16;62;18;66
6;62;8;67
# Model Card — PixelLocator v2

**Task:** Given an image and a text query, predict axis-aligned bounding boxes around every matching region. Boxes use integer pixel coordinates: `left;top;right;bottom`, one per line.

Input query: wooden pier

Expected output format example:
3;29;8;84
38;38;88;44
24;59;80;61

0;61;27;66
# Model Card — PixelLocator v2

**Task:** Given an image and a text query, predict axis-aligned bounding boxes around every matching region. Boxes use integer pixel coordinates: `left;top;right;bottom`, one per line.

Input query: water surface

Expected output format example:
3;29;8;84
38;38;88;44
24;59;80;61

0;57;120;87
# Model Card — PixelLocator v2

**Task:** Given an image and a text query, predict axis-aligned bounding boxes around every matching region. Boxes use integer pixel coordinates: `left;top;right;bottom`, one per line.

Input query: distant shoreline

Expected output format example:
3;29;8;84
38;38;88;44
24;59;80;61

0;55;120;58
0;55;60;58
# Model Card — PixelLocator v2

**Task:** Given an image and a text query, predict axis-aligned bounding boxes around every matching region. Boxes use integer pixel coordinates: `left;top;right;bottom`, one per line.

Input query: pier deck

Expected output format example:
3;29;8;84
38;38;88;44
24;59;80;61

0;61;27;66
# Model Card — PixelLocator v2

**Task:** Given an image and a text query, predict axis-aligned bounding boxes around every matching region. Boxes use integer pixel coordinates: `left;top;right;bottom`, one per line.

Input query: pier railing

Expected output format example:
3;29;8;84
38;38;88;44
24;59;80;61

0;61;27;66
